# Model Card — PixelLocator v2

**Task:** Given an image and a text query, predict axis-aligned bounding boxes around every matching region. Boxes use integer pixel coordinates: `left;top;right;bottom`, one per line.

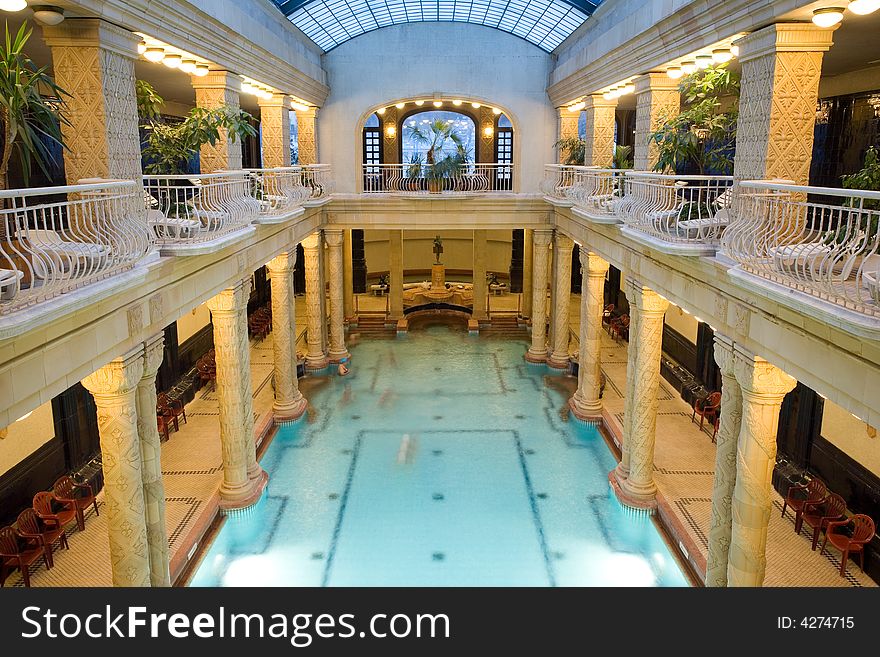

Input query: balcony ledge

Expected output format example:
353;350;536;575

619;226;719;257
572;206;621;225
156;226;257;257
253;208;305;225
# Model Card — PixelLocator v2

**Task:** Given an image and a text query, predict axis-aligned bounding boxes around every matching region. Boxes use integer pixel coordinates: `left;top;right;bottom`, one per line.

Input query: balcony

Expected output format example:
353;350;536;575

246;167;312;223
362;163;514;196
722;181;880;334
0;179;153;327
540;164;581;205
299;164;335;203
566;167;625;224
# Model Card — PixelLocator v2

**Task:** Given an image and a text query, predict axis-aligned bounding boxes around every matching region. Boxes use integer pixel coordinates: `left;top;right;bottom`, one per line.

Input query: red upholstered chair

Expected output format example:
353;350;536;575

609;314;629;342
0;525;47;587
800;493;847;550
16;508;68;569
692;392;721;431
781;477;828;531
158;392;186;431
33;491;77;533
821;514;876;577
53;475;98;531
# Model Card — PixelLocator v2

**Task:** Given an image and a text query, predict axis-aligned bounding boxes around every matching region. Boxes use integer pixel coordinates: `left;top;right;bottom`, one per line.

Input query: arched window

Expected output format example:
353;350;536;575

401;111;476;165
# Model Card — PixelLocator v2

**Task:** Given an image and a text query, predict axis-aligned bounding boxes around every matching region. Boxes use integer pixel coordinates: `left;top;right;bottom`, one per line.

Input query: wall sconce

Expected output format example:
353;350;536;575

483;126;494;138
385;125;396;138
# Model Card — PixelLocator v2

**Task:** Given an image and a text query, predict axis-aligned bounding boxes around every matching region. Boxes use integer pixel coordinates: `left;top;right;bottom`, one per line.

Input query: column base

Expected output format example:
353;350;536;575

305;354;329;370
568;396;602;424
328;349;351;363
525;348;548;363
546;352;570;369
219;469;268;513
611;473;658;513
611;463;629;488
273;395;308;424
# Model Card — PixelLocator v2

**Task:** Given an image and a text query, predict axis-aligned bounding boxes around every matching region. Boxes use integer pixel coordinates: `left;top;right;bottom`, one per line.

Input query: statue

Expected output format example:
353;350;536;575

432;235;443;264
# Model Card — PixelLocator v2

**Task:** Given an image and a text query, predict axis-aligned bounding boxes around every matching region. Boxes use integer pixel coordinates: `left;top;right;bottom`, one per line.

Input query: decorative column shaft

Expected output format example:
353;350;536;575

557;107;580;163
472;230;488;321
295;107;318;165
582;95;618;167
389;230;404;320
570;251;610;421
547;233;575;369
343;230;355;321
706;334;743;587
267;250;308;423
43;19;142;184
258;93;291;168
732;23;836;183
613;278;641;484
521;229;533;319
633;72;681;171
302;233;329;369
526;230;553;362
617;284;668;510
325;229;349;361
728;346;796;586
81;348;150;587
191;71;243;172
206;279;268;511
136;335;170;587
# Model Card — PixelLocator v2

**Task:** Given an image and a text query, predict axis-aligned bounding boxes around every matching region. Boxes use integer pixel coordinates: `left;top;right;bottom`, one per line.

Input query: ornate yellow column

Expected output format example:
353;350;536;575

706;333;743;587
582;95;618;167
380;106;399;164
521;229;533;319
136;334;171;587
472;230;488;322
569;251;610;421
206;279;268;511
191;70;243;172
733;24;836;183
633;72;681;171
389;230;404;320
267;250;308;423
617;284;668;510
295;107;318;165
728;346;796;586
81;348;150;587
42;19;142;184
612;278;641;485
525;230;553;362
258;93;291;168
301;233;329;369
325;229;349;362
343;230;355;322
547;233;575;369
557;107;580;163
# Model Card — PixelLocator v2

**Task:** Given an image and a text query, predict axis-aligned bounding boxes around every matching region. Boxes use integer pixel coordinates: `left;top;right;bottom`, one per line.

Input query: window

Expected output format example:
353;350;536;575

401;111;476;165
363;113;382;188
495;122;513;191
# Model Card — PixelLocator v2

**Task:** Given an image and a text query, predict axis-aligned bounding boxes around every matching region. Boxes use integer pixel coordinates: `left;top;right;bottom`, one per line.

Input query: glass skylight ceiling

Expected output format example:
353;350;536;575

272;0;602;52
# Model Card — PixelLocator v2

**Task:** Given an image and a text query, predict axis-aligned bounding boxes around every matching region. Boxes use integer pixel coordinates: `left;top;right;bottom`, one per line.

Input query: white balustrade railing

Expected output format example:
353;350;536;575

723;181;880;318
247;167;312;220
0;179;152;315
143;172;260;246
363;163;514;194
540;164;583;200
619;172;735;248
300;164;335;199
566;167;626;221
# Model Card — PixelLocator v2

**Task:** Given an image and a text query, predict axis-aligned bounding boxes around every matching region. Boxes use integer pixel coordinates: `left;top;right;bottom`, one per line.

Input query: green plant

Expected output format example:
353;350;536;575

136;80;164;120
613;144;632;170
649;64;739;175
555;136;585;165
405;118;469;182
139;87;257;174
842;146;880;211
0;21;68;190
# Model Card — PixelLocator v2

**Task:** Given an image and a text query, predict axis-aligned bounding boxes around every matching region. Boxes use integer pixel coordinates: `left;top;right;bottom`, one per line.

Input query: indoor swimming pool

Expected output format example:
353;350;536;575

190;326;689;587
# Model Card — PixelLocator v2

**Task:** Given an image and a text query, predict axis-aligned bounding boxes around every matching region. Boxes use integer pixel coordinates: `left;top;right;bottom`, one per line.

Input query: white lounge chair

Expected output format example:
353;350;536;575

147;209;201;240
26;229;111;265
0;268;23;300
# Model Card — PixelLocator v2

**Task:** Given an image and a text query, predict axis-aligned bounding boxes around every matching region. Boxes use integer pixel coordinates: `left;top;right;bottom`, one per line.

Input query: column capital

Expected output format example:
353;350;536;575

324;229;344;247
301;231;321;249
733;345;796;399
206;278;252;315
554;232;574;252
533;229;553;247
634;72;680;94
267;249;297;274
190;70;242;92
584;93;617;110
294;106;318;119
580;250;610;276
81;346;144;397
42;18;140;58
632;285;669;316
258;93;291;109
734;23;837;63
142;334;165;380
712;333;736;378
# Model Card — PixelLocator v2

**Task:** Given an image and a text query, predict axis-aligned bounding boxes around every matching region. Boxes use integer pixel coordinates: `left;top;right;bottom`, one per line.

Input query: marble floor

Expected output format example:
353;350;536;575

3;292;875;587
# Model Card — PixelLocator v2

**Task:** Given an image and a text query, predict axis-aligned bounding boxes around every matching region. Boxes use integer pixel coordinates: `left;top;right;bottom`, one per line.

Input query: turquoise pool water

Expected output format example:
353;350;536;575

190;326;688;587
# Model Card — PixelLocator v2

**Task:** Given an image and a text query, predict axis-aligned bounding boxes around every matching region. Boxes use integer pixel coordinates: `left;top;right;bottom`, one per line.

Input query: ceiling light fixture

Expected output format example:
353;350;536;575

812;7;845;27
162;53;182;68
452;99;462;106
680;60;696;74
471;102;481;108
144;47;165;63
241;82;254;94
433;100;443;107
395;102;405;109
492;107;502;115
712;48;732;63
666;66;683;79
32;5;64;25
194;64;210;77
137;41;147;55
602;90;614;100
622;83;635;94
291;102;310;112
849;0;880;13
179;60;197;74
414;100;424;106
0;0;27;11
377;107;386;115
730;44;740;57
695;55;712;69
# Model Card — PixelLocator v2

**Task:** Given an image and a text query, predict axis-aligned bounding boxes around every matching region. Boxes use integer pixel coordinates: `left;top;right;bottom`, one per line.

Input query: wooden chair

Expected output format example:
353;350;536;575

16;508;68;569
196;354;216;390
801;493;847;550
782;477;828;531
692;392;721;432
0;525;47;587
32;491;77;533
53;475;98;532
157;392;187;431
601;304;615;332
609;314;630;342
157;413;172;442
821;514;876;577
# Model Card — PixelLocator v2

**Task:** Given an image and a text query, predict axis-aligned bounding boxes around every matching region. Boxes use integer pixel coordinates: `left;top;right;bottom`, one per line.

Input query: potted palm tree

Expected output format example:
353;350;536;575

405;118;468;193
